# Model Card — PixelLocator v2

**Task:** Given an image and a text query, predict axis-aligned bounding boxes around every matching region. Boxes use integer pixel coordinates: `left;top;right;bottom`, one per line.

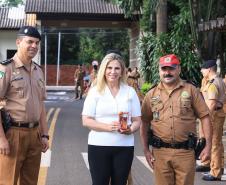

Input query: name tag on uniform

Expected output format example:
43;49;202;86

153;111;160;120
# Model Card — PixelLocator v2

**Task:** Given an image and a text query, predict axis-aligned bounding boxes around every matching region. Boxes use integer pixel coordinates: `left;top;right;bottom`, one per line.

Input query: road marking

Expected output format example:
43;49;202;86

81;153;153;173
136;156;153;173
81;152;89;169
48;108;61;148
38;108;61;185
46;108;55;123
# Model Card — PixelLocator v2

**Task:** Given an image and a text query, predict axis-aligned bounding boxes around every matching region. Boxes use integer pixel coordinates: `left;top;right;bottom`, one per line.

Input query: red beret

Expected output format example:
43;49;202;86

159;54;180;68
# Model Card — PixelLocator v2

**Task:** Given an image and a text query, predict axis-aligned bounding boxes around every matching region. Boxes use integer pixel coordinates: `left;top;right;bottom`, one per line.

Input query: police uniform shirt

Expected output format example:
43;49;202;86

0;54;46;122
202;76;226;108
74;69;85;82
141;79;209;142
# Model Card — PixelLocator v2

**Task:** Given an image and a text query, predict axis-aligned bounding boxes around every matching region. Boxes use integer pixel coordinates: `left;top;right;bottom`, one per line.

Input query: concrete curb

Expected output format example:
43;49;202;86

46;86;74;92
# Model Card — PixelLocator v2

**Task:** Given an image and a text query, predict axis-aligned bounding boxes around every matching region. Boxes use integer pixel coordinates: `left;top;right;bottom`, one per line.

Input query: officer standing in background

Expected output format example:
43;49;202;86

140;54;212;185
74;64;85;100
0;26;49;185
199;60;225;181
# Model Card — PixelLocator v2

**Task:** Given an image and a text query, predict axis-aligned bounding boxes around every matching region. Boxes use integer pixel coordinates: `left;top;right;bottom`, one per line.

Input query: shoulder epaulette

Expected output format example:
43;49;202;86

33;62;42;68
148;84;157;91
0;59;13;65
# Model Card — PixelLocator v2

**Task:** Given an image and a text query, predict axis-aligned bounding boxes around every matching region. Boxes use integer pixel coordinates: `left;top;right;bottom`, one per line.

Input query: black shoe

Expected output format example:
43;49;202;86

196;165;210;172
202;174;221;181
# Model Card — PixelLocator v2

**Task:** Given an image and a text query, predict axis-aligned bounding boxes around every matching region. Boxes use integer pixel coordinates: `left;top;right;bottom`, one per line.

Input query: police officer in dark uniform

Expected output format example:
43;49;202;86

0;26;49;185
140;54;212;185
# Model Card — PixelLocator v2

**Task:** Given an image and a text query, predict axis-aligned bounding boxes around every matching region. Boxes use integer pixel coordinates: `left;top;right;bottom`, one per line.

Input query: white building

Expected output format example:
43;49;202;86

0;5;39;62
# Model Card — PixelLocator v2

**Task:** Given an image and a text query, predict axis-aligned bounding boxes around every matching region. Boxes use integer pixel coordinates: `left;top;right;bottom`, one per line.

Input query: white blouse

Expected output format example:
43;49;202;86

82;83;141;146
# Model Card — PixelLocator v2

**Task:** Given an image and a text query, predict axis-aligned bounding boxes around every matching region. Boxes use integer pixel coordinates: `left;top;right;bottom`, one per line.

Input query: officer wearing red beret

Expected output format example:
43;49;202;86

140;54;212;185
0;26;49;185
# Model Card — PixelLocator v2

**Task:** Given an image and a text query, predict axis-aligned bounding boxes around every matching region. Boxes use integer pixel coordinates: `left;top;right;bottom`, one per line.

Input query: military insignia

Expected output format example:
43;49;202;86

153;111;160;120
164;57;171;63
151;96;161;105
38;79;45;88
0;71;5;79
181;91;190;98
151;96;160;101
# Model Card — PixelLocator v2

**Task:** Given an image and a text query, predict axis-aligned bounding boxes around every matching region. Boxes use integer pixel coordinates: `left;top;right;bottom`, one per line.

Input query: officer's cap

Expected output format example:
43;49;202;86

201;60;216;69
106;49;122;56
17;26;41;40
159;54;180;68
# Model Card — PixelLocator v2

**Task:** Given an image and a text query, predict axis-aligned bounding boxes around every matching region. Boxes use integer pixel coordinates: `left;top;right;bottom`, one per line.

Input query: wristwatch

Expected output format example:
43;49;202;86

41;134;50;140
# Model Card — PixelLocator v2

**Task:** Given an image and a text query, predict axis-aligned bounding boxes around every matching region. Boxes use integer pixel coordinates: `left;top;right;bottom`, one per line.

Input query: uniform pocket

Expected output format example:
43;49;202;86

11;80;25;98
152;102;164;121
181;99;191;114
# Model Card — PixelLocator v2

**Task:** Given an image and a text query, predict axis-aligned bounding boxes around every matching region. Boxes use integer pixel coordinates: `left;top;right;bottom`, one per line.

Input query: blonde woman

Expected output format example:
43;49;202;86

82;53;141;185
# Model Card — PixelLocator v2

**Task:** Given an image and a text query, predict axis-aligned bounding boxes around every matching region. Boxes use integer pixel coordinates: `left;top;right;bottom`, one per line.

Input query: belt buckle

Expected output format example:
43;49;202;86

28;122;34;128
171;142;176;148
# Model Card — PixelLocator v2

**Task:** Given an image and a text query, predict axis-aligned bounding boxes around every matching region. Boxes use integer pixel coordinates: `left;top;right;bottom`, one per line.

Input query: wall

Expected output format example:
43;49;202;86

0;30;40;63
42;65;78;85
0;30;17;61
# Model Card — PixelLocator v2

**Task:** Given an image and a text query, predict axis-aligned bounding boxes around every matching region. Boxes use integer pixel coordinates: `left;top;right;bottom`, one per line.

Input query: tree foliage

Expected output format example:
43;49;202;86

110;0;226;85
42;29;130;66
0;0;24;6
136;1;201;85
77;29;130;66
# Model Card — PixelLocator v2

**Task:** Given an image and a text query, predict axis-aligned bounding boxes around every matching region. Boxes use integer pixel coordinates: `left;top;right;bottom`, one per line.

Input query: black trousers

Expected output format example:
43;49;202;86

88;145;134;185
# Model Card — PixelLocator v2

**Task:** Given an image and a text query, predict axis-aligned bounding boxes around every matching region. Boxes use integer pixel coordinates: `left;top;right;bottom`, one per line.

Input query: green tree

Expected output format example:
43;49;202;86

42;29;130;66
77;29;130;66
0;0;24;6
109;0;226;84
113;0;201;84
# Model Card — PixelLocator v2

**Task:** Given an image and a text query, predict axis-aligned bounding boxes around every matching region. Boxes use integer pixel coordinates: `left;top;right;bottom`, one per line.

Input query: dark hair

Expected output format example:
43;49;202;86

93;65;98;71
106;49;122;56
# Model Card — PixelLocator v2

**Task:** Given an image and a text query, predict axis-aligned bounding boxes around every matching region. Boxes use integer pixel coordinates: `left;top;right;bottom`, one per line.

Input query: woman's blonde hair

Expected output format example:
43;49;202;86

94;53;127;93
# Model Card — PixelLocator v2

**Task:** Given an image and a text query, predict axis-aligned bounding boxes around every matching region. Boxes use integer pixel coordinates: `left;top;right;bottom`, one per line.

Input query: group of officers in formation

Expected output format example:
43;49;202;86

0;25;225;185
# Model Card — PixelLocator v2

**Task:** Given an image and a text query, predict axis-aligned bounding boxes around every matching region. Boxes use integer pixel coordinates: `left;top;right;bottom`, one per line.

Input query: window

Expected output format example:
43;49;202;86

7;50;17;59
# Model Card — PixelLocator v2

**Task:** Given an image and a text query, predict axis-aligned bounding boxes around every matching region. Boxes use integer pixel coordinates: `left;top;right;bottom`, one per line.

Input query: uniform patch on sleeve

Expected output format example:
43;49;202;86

208;84;218;93
0;71;5;79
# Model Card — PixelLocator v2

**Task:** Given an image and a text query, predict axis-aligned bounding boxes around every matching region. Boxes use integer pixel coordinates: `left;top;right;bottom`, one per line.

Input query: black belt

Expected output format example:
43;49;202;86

11;121;39;128
215;106;222;110
152;136;191;149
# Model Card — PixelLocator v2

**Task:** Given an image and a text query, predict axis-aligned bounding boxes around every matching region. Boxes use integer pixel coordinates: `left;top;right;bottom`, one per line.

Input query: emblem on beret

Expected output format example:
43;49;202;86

164;57;171;63
24;28;28;33
0;71;5;79
181;91;190;98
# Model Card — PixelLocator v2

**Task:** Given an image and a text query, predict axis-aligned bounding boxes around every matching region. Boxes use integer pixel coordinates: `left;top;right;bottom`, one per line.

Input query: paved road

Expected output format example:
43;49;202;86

38;91;226;185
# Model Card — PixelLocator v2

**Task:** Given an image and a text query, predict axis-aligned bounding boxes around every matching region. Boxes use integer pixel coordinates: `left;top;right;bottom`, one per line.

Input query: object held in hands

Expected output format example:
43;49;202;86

119;112;128;130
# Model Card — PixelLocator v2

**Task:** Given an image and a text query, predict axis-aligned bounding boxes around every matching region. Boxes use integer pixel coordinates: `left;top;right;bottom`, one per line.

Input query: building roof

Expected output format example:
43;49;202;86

25;0;124;15
0;6;36;29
